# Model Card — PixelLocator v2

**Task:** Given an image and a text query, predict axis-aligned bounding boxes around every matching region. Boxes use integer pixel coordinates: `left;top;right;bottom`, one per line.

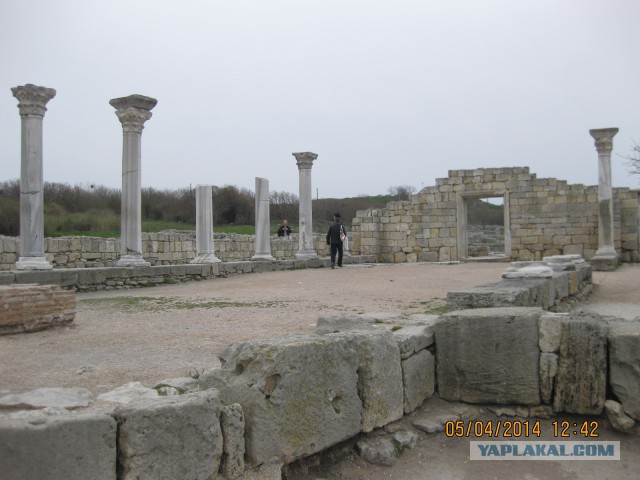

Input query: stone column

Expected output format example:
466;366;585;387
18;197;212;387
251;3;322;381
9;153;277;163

589;128;620;270
12;84;56;270
252;177;275;261
191;185;221;264
293;152;318;258
110;95;157;267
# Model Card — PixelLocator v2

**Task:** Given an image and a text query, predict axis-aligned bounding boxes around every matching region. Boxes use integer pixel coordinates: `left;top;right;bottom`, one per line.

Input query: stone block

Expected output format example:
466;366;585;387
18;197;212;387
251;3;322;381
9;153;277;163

608;321;640;420
0;411;116;480
436;307;541;405
402;349;435;413
203;334;362;465
539;353;558;404
553;314;607;414
334;331;404;432
114;390;223;480
539;312;565;353
221;403;245;480
393;324;435;359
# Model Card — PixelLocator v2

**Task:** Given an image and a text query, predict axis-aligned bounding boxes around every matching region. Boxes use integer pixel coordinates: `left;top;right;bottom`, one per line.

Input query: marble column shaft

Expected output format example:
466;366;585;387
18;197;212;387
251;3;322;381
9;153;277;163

110;95;157;267
12;84;56;270
589;128;618;258
252;177;275;260
293;152;318;258
191;185;221;263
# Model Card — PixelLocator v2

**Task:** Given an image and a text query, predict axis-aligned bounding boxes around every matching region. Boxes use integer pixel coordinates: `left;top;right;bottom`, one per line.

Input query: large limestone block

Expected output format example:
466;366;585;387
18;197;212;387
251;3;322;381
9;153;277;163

608;321;640;420
114;390;223;480
436;307;541;405
207;334;362;465
332;331;404;432
0;411;116;480
539;312;565;353
402;349;435;413
553;314;607;414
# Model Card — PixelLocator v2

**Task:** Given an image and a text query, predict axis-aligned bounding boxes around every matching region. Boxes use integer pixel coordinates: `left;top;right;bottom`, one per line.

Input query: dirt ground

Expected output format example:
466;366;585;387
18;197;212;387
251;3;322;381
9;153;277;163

1;261;639;479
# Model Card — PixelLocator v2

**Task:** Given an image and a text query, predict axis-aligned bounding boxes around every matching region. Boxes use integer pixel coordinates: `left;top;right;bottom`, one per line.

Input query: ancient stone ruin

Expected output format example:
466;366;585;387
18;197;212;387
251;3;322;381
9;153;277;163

1;258;638;479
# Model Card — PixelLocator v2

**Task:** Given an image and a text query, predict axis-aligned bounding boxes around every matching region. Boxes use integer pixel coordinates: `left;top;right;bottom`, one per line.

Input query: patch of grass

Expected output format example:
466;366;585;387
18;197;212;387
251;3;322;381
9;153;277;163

80;296;290;312
391;325;402;331
417;297;449;315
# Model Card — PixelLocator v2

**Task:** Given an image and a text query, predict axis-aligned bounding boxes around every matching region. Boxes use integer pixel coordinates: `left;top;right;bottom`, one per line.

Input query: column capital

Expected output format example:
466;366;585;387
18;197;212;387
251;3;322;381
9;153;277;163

11;84;56;117
292;152;318;169
110;94;157;134
589;128;618;154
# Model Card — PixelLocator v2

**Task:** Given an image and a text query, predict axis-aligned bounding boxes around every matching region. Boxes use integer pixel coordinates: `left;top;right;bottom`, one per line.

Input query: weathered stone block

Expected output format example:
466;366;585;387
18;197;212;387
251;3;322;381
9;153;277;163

205;334;362;465
334;331;404;432
393;324;435;359
553;314;607;414
221;403;245;480
0;411;116;480
114;390;223;480
539;312;565;353
402;349;435;413
436;307;541;405
539;353;558;404
608;321;640;420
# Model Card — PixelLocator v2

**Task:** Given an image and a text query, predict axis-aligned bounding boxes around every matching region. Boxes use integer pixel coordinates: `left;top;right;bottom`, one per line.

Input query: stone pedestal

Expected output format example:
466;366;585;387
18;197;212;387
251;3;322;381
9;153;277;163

589;128;620;271
12;84;56;270
191;185;221;264
110;95;157;267
293;152;318;259
252;177;275;261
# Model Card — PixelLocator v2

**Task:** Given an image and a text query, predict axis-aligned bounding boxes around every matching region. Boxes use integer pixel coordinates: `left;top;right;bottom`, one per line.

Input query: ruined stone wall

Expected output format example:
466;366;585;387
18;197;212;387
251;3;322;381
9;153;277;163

352;167;639;263
0;233;331;270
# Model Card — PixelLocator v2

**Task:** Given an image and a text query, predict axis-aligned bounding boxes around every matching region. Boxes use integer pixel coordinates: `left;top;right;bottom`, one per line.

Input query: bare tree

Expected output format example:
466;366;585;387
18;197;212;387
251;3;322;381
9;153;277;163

622;141;640;177
387;185;417;200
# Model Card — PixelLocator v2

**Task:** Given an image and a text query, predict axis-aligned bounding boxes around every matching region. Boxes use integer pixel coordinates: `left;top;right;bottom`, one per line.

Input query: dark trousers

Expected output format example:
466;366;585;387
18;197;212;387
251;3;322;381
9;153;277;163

330;243;343;266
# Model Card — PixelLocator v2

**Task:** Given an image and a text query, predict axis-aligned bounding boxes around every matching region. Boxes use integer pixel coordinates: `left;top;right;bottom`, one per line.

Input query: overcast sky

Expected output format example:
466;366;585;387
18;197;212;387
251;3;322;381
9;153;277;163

1;0;639;198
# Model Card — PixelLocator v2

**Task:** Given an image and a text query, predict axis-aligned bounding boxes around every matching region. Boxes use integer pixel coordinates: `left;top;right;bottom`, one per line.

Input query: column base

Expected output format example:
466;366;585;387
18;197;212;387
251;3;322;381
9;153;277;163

191;253;222;264
251;254;276;261
296;250;318;259
116;255;150;267
15;256;53;270
590;251;620;272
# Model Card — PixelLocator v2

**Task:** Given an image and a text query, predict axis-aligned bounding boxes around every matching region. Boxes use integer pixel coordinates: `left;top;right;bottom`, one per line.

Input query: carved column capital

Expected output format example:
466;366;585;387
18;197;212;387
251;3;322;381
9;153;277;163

110;94;157;134
589;128;618;155
292;152;318;170
11;84;56;117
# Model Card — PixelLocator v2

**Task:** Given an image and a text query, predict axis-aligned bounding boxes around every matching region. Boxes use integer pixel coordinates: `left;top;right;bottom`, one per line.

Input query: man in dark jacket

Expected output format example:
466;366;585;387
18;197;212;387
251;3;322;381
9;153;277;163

326;213;346;269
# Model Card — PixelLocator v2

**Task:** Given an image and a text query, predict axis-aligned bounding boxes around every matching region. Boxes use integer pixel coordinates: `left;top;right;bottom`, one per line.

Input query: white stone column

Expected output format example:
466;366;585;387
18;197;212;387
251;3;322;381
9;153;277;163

252;177;275;261
110;95;157;267
12;84;56;270
191;185;221;263
293;152;318;258
589;128;620;270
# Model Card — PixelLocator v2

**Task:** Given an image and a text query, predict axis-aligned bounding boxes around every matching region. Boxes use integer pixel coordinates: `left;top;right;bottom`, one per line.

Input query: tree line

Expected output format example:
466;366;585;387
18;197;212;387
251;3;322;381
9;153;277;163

0;180;416;236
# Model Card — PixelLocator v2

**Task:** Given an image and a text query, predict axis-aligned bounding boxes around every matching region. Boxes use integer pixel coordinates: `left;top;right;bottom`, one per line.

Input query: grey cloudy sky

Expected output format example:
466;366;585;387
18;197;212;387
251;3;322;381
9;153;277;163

1;0;639;198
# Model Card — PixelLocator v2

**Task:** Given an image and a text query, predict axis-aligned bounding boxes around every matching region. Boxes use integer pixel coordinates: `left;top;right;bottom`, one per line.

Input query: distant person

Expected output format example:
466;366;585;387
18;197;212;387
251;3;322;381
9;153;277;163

277;219;292;238
326;213;346;269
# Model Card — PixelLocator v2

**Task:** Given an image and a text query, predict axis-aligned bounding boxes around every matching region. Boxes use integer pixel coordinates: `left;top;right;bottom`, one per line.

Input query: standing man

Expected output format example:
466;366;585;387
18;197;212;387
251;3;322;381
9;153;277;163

326;213;346;269
277;219;292;238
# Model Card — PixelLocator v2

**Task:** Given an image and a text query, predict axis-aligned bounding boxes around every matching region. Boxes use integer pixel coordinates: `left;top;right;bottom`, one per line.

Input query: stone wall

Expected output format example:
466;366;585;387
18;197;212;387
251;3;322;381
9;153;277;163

0;233;334;271
0;284;75;335
2;307;638;478
352;167;640;263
